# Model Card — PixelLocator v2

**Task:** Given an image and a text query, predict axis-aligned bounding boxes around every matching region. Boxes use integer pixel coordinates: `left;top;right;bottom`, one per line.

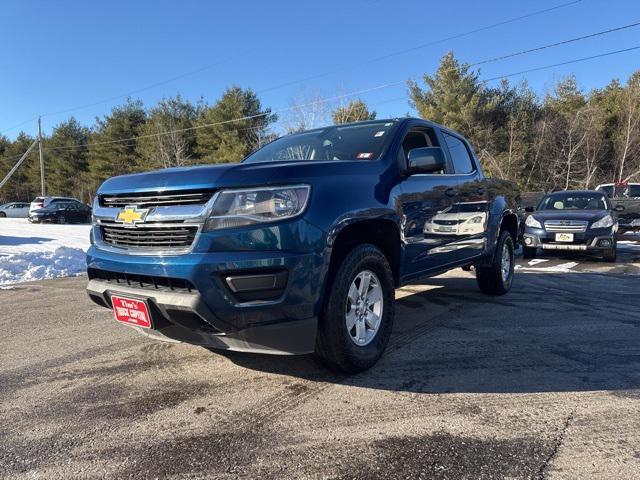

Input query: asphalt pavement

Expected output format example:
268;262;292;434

1;246;640;479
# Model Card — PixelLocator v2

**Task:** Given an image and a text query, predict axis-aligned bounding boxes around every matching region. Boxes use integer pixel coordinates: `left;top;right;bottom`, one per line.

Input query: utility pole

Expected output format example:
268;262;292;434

38;116;45;196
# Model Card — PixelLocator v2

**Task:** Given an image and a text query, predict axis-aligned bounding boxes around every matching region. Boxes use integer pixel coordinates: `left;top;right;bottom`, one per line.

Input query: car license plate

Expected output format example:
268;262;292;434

555;233;574;242
437;226;455;232
111;295;152;328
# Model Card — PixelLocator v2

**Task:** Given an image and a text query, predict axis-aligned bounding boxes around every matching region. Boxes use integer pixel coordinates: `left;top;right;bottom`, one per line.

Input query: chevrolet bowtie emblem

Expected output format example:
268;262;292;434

116;206;148;225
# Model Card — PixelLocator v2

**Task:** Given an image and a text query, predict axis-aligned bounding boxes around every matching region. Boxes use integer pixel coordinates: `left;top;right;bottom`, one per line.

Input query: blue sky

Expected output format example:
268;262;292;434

1;0;639;139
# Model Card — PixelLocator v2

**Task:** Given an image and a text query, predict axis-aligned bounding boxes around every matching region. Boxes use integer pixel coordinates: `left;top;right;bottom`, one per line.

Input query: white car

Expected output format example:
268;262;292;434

424;202;488;236
595;182;640;198
0;202;30;218
30;196;78;213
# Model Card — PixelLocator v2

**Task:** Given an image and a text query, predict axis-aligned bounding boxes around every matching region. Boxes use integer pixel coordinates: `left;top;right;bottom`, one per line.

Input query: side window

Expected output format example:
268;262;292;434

443;132;475;174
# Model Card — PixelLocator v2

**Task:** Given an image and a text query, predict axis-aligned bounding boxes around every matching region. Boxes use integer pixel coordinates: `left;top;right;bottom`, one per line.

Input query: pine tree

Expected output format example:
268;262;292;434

87;99;146;191
45;118;91;201
137;95;202;170
195;87;276;163
0;132;38;202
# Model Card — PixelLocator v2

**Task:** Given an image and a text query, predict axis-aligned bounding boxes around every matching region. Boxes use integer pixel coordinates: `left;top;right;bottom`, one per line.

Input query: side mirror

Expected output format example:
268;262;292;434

406;147;446;175
614;204;625;212
525;206;535;213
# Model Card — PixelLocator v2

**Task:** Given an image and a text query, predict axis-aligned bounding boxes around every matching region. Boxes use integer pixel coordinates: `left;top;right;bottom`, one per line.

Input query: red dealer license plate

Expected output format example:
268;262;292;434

111;295;152;328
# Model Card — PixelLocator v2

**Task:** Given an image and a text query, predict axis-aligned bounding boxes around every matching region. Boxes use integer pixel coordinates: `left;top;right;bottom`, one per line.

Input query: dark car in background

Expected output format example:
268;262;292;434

29;200;92;224
522;190;620;262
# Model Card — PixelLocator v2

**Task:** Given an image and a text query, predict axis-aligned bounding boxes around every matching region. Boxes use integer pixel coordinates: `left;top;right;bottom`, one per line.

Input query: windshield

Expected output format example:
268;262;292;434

538;193;609;211
243;121;397;163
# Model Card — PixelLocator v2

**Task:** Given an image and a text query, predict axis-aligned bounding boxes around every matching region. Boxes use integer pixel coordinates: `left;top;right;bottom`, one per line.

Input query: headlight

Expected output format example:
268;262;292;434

204;185;310;231
591;214;614;229
467;215;484;224
525;215;542;229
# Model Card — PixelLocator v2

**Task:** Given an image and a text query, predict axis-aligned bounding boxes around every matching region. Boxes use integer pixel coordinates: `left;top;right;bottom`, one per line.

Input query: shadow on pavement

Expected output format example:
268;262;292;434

219;268;640;395
0;236;52;246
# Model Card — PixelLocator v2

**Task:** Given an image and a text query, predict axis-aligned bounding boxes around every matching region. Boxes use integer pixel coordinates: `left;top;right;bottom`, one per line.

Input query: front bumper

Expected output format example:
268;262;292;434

86;246;325;354
523;227;615;251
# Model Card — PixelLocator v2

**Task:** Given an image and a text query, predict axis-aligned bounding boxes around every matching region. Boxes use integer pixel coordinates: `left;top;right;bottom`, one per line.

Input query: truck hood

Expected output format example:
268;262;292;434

533;210;609;222
97;160;369;194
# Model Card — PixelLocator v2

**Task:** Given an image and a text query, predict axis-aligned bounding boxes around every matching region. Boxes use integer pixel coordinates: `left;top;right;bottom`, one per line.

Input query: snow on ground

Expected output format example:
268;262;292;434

0;218;91;285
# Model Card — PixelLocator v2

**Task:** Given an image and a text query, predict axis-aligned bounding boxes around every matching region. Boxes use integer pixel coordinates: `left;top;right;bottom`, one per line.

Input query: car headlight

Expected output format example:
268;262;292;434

204;185;310;231
467;215;484;224
591;214;614;229
525;215;542;229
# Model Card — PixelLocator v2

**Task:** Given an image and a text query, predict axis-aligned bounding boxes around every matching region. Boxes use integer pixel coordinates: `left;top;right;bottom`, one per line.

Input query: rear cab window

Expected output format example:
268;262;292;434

442;132;475;174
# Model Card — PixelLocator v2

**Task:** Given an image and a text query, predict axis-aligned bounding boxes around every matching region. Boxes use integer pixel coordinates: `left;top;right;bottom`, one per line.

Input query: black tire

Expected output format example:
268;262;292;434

57;215;67;224
522;245;537;259
476;230;515;296
603;245;617;263
0;212;6;218
315;244;395;373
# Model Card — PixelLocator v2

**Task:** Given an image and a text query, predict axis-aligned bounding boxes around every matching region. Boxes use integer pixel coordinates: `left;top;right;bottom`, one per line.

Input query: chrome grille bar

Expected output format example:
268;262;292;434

100;190;214;208
101;223;198;249
544;220;588;233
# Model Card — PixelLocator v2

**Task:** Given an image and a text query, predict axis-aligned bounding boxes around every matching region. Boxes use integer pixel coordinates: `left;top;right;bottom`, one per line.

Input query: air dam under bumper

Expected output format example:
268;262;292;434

87;279;317;355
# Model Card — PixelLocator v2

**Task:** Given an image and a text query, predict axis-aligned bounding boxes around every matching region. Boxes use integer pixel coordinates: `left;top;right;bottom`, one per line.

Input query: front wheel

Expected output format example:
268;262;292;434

522;245;537;259
315;244;395;373
57;215;67;224
476;230;515;296
0;212;6;218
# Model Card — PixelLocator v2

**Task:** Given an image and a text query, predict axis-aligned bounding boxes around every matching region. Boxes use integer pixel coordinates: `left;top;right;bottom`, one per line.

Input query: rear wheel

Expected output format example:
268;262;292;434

522;245;537;259
476;230;515;296
315;244;395;373
57;215;67;224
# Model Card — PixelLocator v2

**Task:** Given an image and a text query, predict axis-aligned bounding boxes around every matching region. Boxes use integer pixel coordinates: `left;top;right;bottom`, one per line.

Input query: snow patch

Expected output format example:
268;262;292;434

0;218;91;285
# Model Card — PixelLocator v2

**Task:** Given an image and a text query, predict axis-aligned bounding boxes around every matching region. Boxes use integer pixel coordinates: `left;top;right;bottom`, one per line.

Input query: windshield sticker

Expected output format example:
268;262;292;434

356;152;374;159
374;131;385;137
384;122;393;126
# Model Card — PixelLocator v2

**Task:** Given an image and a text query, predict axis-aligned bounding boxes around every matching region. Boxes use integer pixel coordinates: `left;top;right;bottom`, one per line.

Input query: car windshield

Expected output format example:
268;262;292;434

538;193;608;211
243;121;397;163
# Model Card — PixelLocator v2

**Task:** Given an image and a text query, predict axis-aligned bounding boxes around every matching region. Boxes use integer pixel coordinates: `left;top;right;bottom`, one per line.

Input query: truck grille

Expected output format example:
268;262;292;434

100;222;198;250
99;190;214;208
544;220;588;233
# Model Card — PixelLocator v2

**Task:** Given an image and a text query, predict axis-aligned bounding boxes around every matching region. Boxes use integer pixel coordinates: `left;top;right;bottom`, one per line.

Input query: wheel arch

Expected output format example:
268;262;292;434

322;218;402;303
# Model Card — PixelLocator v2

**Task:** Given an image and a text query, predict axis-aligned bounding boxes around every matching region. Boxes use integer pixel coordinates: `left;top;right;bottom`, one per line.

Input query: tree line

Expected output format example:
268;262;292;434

1;52;639;204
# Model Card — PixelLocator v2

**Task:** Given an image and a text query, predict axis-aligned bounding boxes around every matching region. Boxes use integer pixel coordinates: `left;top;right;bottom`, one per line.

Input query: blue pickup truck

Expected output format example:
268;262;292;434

86;118;520;372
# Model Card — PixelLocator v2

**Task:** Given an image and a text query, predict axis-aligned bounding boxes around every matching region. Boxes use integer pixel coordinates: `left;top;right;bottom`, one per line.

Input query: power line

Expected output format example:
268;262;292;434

0;117;38;137
0;52;249;136
257;0;585;94
483;45;640;83
43;38;640;154
0;0;583;135
41;50;250;118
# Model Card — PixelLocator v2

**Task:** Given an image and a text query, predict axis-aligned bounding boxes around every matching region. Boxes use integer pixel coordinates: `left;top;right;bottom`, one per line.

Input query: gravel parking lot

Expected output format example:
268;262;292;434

2;245;640;479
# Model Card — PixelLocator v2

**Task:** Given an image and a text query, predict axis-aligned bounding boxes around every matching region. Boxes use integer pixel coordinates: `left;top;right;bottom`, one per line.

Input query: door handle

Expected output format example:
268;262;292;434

476;187;486;195
445;188;456;197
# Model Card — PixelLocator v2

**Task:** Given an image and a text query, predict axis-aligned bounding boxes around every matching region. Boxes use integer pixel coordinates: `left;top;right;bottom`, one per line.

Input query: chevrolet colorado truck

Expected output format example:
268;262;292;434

86;118;520;372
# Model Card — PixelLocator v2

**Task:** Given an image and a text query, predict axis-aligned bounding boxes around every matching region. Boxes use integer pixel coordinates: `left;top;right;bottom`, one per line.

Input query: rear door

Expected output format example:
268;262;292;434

396;125;460;280
440;131;491;262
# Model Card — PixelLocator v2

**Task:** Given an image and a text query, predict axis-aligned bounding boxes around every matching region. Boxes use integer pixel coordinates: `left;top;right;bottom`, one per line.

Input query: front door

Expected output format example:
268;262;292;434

397;128;460;280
